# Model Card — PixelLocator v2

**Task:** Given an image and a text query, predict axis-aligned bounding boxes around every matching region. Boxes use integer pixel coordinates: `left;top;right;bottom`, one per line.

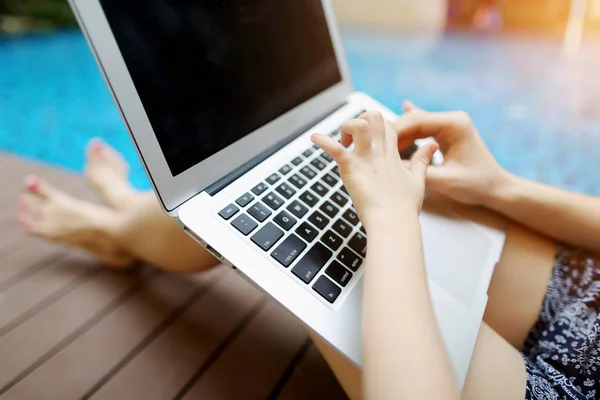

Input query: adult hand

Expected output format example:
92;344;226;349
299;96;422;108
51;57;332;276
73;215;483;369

311;111;438;231
395;101;510;206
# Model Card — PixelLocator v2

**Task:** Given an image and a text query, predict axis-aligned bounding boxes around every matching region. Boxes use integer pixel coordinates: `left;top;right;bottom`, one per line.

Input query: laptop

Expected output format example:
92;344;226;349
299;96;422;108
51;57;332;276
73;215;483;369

69;0;506;386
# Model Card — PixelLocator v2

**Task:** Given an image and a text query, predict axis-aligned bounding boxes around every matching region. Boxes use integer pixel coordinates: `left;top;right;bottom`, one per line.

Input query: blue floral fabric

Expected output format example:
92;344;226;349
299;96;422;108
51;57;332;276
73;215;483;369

521;247;600;399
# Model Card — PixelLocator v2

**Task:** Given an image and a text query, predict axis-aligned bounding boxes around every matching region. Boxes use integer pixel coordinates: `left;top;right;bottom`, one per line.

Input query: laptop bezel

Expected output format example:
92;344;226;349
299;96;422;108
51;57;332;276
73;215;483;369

69;0;353;216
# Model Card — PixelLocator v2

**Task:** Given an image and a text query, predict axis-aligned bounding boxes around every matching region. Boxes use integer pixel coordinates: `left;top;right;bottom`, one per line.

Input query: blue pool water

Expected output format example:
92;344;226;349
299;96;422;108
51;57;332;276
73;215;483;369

1;30;600;194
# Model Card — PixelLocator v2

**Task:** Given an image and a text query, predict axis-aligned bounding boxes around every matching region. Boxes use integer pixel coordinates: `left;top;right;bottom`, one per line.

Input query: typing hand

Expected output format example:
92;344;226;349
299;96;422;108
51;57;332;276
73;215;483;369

311;111;438;231
394;101;510;206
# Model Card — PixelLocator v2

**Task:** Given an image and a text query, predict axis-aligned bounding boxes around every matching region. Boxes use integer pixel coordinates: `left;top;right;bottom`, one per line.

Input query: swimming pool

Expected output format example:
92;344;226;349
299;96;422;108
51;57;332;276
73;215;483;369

1;30;599;195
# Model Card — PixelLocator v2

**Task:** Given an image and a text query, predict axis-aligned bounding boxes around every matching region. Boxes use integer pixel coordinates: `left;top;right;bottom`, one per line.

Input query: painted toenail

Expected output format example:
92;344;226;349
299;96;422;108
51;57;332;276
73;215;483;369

91;142;104;153
28;178;40;193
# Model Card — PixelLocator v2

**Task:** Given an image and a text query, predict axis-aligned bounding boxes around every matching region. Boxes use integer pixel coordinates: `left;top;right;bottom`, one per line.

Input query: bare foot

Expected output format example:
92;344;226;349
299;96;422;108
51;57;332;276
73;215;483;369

19;175;136;269
85;138;140;210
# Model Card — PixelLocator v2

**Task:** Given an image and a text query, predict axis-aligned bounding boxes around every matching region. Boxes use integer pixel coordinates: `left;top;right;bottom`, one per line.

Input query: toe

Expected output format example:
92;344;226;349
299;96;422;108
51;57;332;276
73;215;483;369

87;138;105;156
24;175;55;199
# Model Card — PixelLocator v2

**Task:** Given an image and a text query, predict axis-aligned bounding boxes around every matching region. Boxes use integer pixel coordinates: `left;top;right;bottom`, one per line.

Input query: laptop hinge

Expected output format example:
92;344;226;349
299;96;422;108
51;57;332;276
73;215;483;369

204;101;348;196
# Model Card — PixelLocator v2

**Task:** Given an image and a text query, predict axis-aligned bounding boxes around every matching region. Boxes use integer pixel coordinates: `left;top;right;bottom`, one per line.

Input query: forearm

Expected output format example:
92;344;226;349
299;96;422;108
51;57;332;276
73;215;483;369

363;214;458;400
486;173;600;254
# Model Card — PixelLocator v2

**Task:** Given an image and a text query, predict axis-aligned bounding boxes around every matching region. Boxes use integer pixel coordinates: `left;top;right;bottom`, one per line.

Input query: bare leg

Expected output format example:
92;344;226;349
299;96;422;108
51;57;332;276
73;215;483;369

309;196;557;399
82;139;220;273
19;139;220;273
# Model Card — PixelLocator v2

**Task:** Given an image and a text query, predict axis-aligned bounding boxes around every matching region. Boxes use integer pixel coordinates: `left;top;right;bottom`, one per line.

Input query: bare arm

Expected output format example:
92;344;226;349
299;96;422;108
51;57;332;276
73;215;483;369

395;101;600;254
364;217;457;399
313;111;458;400
487;174;600;254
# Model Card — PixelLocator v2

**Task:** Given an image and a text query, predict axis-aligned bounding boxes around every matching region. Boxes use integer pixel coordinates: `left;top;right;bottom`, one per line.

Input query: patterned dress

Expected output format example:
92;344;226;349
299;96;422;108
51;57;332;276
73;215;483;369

521;247;600;399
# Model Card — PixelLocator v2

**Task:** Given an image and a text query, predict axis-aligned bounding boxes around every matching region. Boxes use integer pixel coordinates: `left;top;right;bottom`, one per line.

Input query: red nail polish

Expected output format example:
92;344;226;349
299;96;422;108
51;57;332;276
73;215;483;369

28;178;40;193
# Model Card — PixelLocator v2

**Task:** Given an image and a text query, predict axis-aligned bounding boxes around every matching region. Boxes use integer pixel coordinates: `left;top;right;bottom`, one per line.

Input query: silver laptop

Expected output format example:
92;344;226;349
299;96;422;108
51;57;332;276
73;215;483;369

69;0;506;386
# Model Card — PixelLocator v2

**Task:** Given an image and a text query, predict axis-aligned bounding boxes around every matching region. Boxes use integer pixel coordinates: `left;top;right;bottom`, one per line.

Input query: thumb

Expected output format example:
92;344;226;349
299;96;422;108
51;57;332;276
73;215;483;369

409;142;438;182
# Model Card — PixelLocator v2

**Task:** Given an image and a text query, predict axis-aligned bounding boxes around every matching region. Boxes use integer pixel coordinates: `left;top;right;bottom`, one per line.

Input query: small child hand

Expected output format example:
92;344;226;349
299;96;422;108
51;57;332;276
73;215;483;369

311;111;438;231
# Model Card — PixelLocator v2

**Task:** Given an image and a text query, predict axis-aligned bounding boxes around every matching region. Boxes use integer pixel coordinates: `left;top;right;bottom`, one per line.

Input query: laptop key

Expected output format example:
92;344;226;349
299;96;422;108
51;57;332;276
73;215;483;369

331;166;340;176
348;232;367;257
289;174;307;189
321;173;338;187
300;166;317;179
326;261;353;287
339;185;348;194
274;210;297;231
266;173;281;185
271;234;307;267
231;214;258;236
279;165;292;175
338;247;363;271
342;209;359;226
236;192;255;208
312;276;341;303
332;219;352;238
263;192;284;210
311;158;327;171
291;242;332;284
321;230;343;251
320;151;334;162
299;191;319;207
320;201;339;218
291;157;303;166
360;224;366;234
287;200;308;218
302;149;313;158
311;182;329;197
218;204;239;220
331;191;348;207
248;202;272;222
275;182;296;199
251;182;268;196
251;222;284;251
308;211;329;230
296;222;318;243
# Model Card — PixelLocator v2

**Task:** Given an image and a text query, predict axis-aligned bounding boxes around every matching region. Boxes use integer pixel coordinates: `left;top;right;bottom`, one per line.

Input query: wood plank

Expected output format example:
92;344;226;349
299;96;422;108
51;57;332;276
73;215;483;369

89;270;264;400
180;301;308;400
2;269;223;400
0;251;100;334
0;238;67;289
276;345;349;400
0;266;152;393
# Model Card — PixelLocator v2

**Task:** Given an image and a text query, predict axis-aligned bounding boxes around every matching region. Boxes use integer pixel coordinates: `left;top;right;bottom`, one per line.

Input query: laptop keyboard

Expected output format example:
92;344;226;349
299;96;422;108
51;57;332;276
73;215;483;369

217;125;367;306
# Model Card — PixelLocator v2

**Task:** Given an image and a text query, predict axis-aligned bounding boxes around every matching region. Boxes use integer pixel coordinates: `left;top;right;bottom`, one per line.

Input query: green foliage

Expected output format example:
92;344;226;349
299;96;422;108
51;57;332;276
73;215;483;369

0;0;76;31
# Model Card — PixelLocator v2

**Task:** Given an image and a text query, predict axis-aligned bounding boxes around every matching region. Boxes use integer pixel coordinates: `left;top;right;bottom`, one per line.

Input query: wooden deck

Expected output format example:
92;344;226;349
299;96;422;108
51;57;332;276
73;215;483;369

0;153;348;400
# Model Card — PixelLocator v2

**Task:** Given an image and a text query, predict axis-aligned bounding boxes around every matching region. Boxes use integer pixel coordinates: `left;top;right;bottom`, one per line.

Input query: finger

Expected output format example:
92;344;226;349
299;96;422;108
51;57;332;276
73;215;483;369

359;111;386;154
395;110;470;152
311;133;351;167
384;118;399;158
340;118;370;155
409;142;439;182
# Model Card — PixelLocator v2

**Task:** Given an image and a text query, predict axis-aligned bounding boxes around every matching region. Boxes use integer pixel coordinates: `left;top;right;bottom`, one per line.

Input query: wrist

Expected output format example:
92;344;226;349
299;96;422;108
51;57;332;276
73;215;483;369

363;206;420;234
483;170;520;210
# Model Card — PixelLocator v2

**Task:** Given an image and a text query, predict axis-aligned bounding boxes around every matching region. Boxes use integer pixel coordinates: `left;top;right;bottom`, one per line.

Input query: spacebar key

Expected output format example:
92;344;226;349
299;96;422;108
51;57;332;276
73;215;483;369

291;242;332;284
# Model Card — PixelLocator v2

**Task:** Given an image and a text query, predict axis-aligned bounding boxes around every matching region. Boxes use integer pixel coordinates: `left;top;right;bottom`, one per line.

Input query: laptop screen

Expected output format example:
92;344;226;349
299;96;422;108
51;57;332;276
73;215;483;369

99;0;342;177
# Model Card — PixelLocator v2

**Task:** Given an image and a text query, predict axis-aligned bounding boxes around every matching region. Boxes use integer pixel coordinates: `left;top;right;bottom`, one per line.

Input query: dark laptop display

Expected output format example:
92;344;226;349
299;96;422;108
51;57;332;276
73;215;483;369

100;0;342;176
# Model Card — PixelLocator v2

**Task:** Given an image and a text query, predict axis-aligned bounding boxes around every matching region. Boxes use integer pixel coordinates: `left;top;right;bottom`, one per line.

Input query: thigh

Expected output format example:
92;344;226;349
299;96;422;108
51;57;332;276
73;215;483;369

424;194;557;348
309;323;527;400
484;223;556;348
